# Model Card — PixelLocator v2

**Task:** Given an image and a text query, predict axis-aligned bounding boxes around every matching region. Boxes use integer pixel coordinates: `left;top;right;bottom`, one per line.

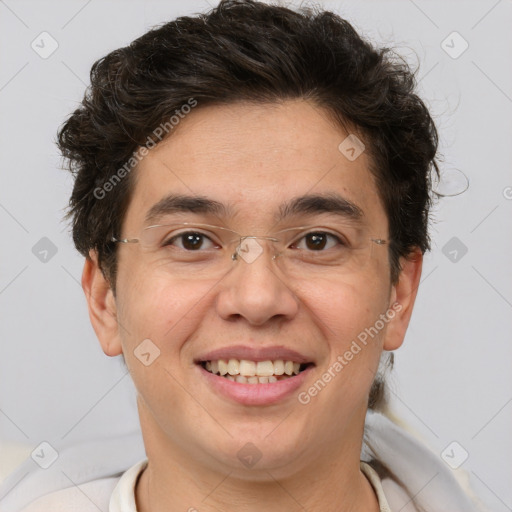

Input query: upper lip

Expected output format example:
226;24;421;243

195;345;314;364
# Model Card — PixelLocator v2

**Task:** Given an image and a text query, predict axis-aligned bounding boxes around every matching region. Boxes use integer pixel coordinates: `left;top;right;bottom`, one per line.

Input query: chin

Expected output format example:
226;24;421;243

199;429;310;478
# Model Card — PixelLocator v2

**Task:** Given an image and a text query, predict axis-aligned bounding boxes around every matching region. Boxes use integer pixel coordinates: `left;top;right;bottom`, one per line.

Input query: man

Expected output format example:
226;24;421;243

18;0;483;510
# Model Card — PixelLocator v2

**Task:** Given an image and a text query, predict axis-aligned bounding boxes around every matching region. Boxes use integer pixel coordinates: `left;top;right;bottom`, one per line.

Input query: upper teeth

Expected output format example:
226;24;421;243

205;359;301;377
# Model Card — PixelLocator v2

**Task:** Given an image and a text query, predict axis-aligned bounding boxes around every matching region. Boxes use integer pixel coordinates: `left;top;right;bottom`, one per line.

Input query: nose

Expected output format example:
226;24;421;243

215;237;299;326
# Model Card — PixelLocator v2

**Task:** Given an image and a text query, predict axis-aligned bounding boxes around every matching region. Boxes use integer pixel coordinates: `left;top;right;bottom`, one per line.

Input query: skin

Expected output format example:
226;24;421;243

82;99;422;512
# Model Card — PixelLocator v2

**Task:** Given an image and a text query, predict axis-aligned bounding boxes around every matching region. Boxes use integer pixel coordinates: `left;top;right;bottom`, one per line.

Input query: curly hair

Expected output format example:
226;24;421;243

57;0;439;414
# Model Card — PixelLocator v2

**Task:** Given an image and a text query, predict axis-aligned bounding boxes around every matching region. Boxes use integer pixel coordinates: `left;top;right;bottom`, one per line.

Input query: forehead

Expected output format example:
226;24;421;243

123;100;386;232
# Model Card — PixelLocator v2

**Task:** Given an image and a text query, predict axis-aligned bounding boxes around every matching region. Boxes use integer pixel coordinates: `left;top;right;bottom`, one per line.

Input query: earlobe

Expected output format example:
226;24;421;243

81;250;123;357
383;249;423;351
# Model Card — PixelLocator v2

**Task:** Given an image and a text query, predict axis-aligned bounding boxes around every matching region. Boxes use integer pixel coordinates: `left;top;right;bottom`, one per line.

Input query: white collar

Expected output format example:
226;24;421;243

109;459;392;512
109;458;147;512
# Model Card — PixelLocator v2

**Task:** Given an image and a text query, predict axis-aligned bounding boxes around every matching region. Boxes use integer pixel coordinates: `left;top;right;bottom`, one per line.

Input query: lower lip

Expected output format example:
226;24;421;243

197;364;313;406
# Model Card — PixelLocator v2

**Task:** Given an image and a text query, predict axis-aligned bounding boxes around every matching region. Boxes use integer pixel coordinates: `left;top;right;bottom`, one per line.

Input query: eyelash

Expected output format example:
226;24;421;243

164;230;347;251
294;232;347;250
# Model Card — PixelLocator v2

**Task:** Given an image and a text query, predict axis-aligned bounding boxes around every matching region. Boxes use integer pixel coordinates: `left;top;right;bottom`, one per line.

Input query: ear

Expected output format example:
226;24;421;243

81;250;123;357
383;248;423;351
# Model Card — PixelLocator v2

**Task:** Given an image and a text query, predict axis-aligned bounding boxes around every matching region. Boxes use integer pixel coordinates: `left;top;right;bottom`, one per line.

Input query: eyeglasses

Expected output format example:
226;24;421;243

111;222;387;280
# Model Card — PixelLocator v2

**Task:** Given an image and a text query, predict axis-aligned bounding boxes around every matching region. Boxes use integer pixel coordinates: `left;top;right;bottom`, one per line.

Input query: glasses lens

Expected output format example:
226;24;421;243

272;227;381;278
139;224;236;279
137;224;384;280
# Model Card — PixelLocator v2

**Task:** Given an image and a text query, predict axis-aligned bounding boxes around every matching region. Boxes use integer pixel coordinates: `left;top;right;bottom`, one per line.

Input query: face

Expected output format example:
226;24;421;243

85;99;421;479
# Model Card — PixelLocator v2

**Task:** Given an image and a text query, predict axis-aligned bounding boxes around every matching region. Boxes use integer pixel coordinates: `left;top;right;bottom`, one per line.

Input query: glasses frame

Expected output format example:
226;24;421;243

111;222;387;264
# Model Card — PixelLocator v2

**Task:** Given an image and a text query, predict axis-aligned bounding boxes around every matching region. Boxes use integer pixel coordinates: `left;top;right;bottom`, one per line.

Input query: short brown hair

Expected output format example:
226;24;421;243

58;0;439;294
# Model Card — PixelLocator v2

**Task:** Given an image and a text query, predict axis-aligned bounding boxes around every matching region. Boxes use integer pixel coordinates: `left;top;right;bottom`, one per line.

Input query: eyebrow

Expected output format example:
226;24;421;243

144;195;232;225
144;193;364;226
276;193;364;223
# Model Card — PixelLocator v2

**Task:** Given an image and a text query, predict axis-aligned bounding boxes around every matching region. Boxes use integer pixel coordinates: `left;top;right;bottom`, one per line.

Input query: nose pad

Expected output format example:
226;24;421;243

231;236;280;264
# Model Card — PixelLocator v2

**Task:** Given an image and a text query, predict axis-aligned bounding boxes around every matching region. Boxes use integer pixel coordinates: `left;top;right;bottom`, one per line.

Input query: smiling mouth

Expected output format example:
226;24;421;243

199;358;312;384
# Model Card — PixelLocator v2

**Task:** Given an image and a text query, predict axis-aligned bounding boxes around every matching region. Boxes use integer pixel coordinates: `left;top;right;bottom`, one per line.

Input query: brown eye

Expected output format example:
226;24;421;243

164;232;216;251
294;232;345;251
305;233;327;250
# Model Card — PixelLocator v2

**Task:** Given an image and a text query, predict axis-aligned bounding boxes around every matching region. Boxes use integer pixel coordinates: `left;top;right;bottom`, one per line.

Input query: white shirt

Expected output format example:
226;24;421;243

17;459;394;512
2;412;484;512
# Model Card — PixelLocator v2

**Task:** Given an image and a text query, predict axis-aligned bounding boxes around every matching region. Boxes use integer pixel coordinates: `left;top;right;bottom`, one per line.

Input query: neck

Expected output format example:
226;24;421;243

135;399;379;512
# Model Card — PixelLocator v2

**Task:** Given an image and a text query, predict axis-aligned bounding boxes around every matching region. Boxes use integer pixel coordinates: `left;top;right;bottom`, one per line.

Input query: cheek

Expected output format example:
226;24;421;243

301;276;389;349
299;282;389;414
116;276;206;417
115;273;215;446
116;265;202;355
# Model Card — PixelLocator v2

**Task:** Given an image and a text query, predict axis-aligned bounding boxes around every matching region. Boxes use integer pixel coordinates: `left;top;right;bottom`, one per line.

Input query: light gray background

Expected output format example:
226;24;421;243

1;1;511;510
